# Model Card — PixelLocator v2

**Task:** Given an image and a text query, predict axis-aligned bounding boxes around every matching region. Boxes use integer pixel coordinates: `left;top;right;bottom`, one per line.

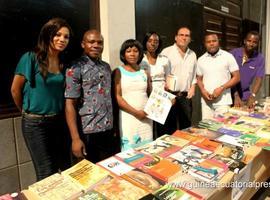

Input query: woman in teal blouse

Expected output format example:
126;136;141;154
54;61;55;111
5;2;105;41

11;18;72;180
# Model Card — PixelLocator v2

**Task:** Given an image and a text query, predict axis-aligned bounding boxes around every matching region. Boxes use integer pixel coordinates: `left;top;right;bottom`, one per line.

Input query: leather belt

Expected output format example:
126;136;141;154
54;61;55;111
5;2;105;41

172;91;188;97
22;111;59;118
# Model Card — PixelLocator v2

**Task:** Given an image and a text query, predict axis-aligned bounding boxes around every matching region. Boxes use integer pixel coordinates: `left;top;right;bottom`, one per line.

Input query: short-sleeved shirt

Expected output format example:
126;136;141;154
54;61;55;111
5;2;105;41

65;55;113;134
140;54;171;89
15;52;65;115
161;44;197;92
197;49;239;106
230;47;265;100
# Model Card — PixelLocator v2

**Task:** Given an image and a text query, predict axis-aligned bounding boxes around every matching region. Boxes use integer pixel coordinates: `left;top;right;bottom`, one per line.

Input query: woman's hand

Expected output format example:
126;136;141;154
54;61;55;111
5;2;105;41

135;110;147;120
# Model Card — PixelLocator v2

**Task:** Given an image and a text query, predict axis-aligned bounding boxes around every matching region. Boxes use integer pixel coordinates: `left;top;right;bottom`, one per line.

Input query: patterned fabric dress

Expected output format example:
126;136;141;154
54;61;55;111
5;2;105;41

118;66;153;151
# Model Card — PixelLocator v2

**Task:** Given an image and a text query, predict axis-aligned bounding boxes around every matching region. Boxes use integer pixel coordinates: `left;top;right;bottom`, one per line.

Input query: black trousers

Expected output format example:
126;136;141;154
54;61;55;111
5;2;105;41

22;114;71;181
82;129;120;163
159;96;192;136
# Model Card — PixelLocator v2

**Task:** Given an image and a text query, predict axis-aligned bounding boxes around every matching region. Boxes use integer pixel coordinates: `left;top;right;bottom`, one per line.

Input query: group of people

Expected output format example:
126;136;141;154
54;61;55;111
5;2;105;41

10;18;265;181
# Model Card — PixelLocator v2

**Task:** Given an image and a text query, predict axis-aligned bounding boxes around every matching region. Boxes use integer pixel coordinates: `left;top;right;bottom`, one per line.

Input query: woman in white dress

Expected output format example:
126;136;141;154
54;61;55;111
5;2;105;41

140;32;171;138
114;39;153;151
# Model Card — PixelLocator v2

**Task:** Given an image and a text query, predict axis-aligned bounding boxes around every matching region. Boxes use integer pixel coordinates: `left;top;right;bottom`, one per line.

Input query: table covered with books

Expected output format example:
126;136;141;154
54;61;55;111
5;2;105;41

21;102;270;200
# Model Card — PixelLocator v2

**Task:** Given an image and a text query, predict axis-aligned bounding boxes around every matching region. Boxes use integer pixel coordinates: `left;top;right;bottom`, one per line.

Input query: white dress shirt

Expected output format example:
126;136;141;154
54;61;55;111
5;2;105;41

161;43;197;92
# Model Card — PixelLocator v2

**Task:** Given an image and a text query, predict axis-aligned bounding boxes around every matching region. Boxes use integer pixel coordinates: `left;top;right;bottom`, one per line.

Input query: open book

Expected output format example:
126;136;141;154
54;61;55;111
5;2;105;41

22;159;110;200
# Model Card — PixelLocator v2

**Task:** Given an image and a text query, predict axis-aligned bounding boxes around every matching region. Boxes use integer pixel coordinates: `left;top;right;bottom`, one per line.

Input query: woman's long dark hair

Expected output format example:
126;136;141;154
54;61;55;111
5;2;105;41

35;18;72;78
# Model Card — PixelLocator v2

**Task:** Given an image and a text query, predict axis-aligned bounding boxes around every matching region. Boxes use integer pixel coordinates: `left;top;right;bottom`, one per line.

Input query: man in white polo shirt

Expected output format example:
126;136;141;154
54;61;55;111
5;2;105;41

196;33;240;119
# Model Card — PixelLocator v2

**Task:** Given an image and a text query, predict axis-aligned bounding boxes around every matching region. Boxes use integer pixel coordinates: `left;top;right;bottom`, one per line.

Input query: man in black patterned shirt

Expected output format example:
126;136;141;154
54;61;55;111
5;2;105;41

65;30;118;163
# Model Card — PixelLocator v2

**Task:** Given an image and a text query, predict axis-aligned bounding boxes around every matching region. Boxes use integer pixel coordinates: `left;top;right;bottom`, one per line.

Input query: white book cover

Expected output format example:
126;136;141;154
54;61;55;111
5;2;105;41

144;87;175;124
97;156;134;176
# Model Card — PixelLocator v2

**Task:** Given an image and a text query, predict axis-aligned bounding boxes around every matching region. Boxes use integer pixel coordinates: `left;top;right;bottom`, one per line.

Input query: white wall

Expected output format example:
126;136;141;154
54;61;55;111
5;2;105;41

99;0;135;70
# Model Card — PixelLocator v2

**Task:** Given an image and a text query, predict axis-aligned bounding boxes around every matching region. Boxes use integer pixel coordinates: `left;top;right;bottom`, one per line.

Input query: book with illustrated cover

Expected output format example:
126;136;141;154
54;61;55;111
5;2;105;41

156;134;190;148
198;119;223;131
216;134;249;148
172;173;216;199
211;154;246;174
153;184;202;200
255;126;270;139
188;159;228;183
239;134;260;145
146;159;182;183
227;117;262;134
172;130;204;143
121;168;164;192
216;127;242;137
135;140;181;158
215;144;245;162
74;190;107;200
61;159;110;192
254;137;270;150
97;156;134;176
168;144;213;172
195;138;221;152
93;175;148;200
25;173;83;200
115;149;154;168
185;127;223;140
144;87;175;124
213;112;240;124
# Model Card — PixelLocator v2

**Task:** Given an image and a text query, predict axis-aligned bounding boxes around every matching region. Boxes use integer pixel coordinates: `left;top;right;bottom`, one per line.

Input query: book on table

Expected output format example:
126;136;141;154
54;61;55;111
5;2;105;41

92;175;149;200
22;159;110;200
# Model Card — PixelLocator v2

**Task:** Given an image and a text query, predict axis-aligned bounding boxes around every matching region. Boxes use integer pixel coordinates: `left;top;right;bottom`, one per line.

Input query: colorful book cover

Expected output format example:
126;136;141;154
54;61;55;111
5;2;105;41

255;126;270;139
248;112;268;119
172;130;204;143
121;168;164;192
213;112;240;124
156;134;190;148
216;134;248;148
185;127;223;140
239;134;260;145
188;159;228;183
27;173;83;200
227;117;262;134
195;138;221;151
153;184;201;200
115;149;154;168
171;173;216;199
135;140;181;158
93;175;148;200
146;159;182;183
61;159;110;192
211;154;246;174
97;156;134;176
144;87;175;125
198;119;223;131
168;144;213;172
255;137;270;150
217;127;242;137
215;144;245;162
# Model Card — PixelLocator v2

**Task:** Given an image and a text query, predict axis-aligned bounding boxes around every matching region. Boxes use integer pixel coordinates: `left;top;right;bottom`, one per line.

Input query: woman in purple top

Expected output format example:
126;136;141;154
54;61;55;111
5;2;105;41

230;31;265;108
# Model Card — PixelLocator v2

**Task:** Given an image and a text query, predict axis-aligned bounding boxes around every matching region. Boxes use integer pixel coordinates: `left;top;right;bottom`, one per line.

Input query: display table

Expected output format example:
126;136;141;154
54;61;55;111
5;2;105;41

209;146;270;200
